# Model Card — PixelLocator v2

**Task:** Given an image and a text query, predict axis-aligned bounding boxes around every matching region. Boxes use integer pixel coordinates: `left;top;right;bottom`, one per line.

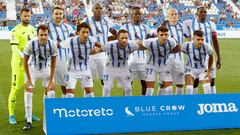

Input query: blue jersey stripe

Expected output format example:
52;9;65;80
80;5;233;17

186;43;192;66
110;44;114;67
86;18;93;36
48;40;52;56
77;37;82;70
43;44;47;67
192;43;198;69
150;42;155;65
70;38;76;70
47;23;53;40
84;41;88;70
32;41;36;68
99;20;106;44
123;47;127;66
117;43;121;67
37;41;42;70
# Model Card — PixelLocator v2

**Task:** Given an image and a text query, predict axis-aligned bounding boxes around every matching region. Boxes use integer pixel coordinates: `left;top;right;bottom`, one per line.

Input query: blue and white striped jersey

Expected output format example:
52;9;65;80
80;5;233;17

184;18;216;45
166;21;190;61
83;16;115;59
24;39;58;70
143;37;177;67
83;17;115;45
64;36;96;71
102;40;139;68
121;22;152;63
181;41;213;69
47;22;74;61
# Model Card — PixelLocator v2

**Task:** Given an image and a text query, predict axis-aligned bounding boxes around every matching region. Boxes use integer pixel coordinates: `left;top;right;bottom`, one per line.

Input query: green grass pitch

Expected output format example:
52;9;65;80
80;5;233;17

0;39;240;135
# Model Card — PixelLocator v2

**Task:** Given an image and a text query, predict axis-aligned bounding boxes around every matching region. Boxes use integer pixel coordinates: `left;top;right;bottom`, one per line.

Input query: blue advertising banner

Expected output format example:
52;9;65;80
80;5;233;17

45;94;240;135
0;26;14;31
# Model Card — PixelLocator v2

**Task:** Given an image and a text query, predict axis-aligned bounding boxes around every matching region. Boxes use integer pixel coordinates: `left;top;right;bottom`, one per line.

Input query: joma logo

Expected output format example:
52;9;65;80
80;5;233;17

197;103;238;115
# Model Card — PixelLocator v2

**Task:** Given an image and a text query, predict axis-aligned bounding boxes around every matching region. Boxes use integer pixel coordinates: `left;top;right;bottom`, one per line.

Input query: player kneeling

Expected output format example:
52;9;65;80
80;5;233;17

182;30;213;94
23;25;57;130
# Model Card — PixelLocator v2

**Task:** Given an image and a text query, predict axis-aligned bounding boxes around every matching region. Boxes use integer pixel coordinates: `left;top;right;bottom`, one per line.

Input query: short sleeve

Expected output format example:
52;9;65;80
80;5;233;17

23;42;32;56
50;41;58;57
61;38;71;48
88;36;97;49
101;42;109;52
10;29;20;45
129;40;138;51
210;21;217;32
143;39;151;49
205;43;213;55
168;38;177;50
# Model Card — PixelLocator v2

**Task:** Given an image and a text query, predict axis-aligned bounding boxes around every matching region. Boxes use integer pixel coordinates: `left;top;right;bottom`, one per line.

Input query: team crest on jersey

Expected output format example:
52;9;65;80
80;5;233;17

125;75;131;81
86;75;92;81
102;21;107;25
179;72;184;78
165;70;171;76
11;35;16;41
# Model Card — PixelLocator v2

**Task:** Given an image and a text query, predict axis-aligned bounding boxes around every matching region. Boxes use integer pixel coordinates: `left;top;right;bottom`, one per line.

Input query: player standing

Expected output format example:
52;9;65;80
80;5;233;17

184;6;221;94
121;6;152;95
47;6;74;97
83;3;117;92
8;8;39;125
161;8;190;95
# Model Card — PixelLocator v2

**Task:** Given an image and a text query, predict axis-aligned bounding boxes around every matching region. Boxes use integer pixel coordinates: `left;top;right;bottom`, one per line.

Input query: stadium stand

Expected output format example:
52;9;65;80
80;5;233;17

1;0;240;30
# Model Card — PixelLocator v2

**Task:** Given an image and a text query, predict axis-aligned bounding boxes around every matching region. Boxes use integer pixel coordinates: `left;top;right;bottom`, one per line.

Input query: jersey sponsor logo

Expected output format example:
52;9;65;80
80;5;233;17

179;72;184;78
165;70;171;76
125;75;131;81
86;75;92;81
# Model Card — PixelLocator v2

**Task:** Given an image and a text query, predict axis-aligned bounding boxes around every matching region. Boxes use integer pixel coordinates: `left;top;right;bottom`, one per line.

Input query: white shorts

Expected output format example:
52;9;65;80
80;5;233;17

145;64;172;83
89;53;106;80
28;68;51;88
167;58;185;85
54;62;68;86
185;66;209;81
128;63;146;80
103;68;132;88
66;69;93;89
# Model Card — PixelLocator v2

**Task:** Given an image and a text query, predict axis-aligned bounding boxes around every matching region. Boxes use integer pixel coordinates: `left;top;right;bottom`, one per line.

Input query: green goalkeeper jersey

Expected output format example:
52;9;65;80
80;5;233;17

10;24;35;58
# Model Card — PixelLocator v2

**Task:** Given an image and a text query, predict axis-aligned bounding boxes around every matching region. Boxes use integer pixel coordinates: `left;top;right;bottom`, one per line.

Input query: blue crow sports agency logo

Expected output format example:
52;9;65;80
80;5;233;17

124;105;186;117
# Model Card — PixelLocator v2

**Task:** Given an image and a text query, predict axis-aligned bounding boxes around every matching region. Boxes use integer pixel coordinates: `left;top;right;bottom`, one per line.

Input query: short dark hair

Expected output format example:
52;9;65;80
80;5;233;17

131;6;141;11
52;5;63;13
117;29;129;37
193;30;204;37
37;25;49;34
20;8;31;14
196;6;206;13
76;22;91;32
157;21;168;33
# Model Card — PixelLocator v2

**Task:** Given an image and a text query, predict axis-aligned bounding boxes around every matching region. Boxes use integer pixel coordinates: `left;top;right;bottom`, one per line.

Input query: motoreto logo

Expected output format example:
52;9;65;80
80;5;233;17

197;102;238;115
53;108;114;118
